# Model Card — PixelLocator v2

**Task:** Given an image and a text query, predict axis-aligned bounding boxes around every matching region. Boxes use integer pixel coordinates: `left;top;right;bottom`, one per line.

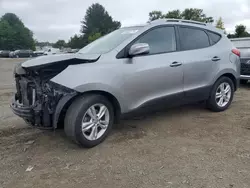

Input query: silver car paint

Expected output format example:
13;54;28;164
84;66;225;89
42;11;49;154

23;20;240;114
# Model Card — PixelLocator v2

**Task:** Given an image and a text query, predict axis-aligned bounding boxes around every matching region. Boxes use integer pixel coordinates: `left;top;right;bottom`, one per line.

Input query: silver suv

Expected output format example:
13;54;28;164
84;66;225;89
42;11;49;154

11;19;240;147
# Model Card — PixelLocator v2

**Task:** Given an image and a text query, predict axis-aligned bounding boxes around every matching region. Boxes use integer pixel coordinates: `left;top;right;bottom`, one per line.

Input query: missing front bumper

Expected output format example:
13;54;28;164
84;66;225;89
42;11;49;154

10;96;53;128
10;97;33;119
10;92;77;129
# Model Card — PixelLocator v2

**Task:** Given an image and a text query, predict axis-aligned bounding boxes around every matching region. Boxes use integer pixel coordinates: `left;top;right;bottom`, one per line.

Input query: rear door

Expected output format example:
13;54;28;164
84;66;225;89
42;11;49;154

177;26;220;102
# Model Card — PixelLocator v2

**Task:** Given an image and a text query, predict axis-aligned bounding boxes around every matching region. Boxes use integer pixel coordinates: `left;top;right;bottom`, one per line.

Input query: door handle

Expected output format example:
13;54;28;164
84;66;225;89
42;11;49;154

170;61;182;67
211;56;221;61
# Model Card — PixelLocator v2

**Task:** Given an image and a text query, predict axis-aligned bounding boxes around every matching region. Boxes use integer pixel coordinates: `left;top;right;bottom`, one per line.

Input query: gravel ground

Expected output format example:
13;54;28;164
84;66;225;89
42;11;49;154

1;58;250;188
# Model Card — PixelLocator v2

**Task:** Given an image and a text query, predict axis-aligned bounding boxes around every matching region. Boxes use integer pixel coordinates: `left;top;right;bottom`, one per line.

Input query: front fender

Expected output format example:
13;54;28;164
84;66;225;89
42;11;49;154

51;64;128;112
74;83;127;111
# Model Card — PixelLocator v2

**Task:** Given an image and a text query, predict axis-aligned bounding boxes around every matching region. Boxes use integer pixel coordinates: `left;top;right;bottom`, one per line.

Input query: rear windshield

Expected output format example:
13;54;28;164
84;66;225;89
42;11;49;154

231;39;250;48
78;27;142;54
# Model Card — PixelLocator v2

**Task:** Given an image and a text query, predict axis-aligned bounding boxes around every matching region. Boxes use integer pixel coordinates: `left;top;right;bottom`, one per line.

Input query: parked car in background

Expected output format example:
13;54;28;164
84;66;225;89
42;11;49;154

9;51;15;58
62;48;79;53
231;37;250;84
34;50;45;57
13;50;34;58
43;48;61;55
11;19;240;148
0;50;11;58
69;49;79;53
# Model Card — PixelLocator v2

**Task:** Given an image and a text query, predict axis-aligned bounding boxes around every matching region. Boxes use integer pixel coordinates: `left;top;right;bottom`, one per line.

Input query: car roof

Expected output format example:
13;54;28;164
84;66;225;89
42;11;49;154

125;19;223;35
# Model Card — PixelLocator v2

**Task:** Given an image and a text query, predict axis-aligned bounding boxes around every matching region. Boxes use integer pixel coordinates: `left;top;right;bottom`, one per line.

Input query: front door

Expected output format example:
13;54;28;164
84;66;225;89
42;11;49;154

120;26;184;112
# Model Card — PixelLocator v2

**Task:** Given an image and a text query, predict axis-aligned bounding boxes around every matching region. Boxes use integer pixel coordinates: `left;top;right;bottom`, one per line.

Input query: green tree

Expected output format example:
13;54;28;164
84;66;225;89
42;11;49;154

227;24;250;38
0;20;16;50
181;8;214;23
81;3;121;43
149;8;214;23
227;33;234;39
235;24;250;38
88;32;101;43
53;40;67;48
165;10;182;19
68;34;85;49
0;13;35;50
215;17;225;30
149;11;163;21
35;41;54;48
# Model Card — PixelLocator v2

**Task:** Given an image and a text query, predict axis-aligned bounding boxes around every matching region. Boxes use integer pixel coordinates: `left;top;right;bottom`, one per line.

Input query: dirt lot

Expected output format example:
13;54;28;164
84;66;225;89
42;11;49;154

1;58;250;188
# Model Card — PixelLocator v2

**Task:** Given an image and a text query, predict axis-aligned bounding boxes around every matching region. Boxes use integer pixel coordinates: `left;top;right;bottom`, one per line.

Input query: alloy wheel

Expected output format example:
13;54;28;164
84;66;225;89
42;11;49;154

81;104;110;141
215;82;232;107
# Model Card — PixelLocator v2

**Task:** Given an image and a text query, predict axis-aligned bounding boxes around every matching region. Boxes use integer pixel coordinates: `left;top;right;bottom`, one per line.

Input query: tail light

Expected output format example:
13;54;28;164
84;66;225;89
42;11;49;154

232;49;240;57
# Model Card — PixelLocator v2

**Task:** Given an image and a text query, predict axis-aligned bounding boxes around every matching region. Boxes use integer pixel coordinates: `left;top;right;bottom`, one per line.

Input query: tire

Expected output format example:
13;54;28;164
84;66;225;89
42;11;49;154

240;80;248;85
207;76;234;112
64;94;114;148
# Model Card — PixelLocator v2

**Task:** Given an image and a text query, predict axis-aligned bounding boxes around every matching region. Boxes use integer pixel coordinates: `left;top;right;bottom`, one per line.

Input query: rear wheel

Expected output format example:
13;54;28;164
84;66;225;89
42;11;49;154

207;77;234;112
240;80;248;85
64;94;114;148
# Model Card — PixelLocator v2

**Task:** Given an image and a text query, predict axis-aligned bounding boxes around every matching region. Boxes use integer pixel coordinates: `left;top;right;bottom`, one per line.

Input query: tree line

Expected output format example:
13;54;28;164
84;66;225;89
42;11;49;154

0;4;250;51
0;13;35;51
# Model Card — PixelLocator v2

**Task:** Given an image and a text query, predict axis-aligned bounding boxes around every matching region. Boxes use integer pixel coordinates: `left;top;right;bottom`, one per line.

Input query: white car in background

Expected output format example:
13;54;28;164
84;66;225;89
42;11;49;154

44;48;61;55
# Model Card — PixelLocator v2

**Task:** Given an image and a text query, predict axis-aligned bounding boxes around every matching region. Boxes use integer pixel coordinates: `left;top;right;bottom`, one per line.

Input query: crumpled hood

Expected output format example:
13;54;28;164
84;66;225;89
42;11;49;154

21;53;100;68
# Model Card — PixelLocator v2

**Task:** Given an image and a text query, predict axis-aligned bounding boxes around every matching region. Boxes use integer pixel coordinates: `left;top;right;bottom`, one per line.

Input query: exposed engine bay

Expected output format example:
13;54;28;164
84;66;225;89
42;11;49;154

11;57;98;129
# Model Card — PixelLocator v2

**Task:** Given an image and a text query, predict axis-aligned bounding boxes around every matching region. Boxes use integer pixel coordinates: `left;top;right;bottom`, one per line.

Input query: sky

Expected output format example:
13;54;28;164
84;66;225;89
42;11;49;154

0;0;249;42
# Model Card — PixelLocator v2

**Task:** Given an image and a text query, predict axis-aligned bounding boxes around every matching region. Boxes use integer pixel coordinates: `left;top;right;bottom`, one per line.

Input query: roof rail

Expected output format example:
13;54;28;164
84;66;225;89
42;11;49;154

150;19;207;26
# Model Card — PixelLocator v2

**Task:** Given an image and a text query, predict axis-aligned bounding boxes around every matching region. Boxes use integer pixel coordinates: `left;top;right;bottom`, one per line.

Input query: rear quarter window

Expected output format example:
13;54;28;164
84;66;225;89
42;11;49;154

207;31;221;45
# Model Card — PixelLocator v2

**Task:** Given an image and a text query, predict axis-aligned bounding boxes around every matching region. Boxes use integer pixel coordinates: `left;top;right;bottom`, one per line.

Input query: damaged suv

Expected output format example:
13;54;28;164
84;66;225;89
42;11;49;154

11;19;240;148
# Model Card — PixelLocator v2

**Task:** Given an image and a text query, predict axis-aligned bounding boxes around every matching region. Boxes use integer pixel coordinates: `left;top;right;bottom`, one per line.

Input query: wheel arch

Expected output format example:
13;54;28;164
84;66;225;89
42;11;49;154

54;90;122;129
82;90;122;122
217;73;238;91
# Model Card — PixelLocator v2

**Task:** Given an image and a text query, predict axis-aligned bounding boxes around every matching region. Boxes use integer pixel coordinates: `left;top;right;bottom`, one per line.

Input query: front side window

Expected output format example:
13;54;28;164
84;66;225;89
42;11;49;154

134;26;176;55
179;27;210;51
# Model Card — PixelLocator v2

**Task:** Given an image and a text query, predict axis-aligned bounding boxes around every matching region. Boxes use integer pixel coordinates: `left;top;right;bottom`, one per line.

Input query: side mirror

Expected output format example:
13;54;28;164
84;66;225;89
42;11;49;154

129;43;150;57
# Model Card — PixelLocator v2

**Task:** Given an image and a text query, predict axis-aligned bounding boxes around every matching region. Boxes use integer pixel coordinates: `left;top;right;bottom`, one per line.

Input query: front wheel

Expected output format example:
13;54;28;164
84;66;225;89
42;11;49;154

64;94;114;148
207;77;234;112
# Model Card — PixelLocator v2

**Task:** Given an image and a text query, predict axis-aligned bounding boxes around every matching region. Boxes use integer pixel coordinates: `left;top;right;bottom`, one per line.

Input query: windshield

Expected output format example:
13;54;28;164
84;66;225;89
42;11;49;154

78;27;142;54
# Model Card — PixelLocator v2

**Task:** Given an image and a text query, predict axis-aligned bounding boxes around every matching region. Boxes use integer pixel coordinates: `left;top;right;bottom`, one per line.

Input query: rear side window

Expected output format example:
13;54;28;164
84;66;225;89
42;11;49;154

134;26;176;55
179;27;210;51
207;31;221;45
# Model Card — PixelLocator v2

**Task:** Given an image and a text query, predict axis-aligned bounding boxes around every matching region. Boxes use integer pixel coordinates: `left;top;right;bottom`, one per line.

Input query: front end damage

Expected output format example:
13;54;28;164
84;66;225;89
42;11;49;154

10;54;100;128
10;62;78;129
